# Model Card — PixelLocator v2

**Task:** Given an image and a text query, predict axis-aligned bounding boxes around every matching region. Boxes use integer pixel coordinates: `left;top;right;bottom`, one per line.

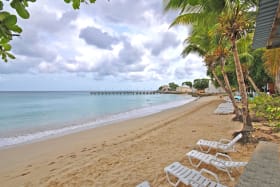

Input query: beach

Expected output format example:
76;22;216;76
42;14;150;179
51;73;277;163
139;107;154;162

0;96;275;187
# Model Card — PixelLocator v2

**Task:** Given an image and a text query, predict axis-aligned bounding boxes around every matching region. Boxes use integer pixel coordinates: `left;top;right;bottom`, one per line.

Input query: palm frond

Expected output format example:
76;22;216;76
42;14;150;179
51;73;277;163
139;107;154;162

163;0;191;13
169;13;200;27
181;44;206;57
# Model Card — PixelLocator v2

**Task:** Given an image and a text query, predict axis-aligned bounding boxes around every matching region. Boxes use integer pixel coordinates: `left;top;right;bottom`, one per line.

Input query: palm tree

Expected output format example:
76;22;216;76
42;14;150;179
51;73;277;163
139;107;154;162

263;48;280;93
182;24;241;119
237;34;261;93
164;0;258;141
218;0;257;135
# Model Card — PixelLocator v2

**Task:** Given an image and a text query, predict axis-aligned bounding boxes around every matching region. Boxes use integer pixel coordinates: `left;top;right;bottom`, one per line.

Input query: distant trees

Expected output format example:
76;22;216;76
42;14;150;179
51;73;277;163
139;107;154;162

159;81;192;91
182;81;192;88
193;79;209;90
168;82;179;91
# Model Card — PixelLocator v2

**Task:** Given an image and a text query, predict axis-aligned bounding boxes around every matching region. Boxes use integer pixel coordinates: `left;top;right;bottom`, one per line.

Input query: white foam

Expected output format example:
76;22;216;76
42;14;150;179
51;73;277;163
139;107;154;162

0;97;196;149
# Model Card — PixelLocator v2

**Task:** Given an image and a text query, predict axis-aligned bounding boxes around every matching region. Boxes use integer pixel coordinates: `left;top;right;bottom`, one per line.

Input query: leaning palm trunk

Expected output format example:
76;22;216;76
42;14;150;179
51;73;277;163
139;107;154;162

231;39;253;134
210;62;241;119
210;67;227;94
247;74;261;94
220;57;242;120
275;73;280;93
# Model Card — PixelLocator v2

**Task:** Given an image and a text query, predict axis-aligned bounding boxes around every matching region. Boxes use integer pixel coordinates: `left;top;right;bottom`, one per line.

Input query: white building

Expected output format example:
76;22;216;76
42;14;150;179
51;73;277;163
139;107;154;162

176;85;192;93
205;80;225;94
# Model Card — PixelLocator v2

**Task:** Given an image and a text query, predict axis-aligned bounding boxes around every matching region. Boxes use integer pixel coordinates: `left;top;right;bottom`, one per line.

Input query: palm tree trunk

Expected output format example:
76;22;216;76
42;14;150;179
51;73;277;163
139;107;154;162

211;68;225;91
275;73;280;93
247;74;261;94
220;57;242;120
231;38;253;134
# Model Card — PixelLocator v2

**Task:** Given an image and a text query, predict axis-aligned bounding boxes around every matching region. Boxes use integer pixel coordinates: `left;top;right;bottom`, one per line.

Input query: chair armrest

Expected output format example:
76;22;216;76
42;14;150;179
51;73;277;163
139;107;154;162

219;138;231;144
215;152;232;161
209;159;227;171
199;168;220;183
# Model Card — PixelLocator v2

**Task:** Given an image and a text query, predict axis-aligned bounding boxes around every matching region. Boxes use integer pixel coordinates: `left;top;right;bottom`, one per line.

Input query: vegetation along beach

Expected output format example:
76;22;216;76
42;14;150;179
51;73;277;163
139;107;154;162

1;0;280;187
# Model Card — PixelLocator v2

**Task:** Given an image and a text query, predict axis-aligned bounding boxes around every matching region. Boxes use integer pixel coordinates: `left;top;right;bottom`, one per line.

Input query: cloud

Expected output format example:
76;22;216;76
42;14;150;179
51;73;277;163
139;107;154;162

87;0;162;26
146;31;180;56
174;55;207;80
79;26;119;49
11;33;57;62
0;58;38;74
118;41;143;65
0;0;207;90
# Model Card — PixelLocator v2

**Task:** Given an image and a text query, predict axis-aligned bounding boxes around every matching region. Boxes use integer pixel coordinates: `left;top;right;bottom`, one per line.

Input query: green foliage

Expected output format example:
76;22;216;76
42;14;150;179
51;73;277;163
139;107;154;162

250;94;280;131
64;0;96;9
182;81;192;88
193;78;209;90
0;11;20;62
168;82;179;91
0;0;97;62
250;48;272;90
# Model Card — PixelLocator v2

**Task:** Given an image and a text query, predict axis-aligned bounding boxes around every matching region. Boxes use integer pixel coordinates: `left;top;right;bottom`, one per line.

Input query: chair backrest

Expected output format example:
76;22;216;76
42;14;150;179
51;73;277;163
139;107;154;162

227;133;242;148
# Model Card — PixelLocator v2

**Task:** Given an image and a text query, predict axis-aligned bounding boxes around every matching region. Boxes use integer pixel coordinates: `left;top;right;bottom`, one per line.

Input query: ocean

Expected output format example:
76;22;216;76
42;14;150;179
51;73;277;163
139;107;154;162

0;91;195;148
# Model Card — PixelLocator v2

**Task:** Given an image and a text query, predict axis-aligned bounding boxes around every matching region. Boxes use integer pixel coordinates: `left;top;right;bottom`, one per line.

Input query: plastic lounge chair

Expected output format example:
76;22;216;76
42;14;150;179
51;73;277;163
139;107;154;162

186;150;247;181
196;133;242;153
164;162;227;187
136;181;150;187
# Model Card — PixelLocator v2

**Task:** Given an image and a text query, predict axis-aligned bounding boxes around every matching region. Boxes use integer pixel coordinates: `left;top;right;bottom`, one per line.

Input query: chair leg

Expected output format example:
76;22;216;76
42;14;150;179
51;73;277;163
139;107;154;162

188;156;202;168
225;169;235;181
165;172;180;187
199;144;211;153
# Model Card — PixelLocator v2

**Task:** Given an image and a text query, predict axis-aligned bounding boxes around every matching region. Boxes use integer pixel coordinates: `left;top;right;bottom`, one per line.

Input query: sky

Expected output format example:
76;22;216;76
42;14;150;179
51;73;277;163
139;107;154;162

0;0;207;91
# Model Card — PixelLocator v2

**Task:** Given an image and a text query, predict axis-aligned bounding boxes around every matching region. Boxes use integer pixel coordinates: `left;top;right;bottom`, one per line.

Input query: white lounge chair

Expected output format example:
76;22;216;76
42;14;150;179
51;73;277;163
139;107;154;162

196;133;242;153
186;150;247;181
136;181;150;187
164;162;227;187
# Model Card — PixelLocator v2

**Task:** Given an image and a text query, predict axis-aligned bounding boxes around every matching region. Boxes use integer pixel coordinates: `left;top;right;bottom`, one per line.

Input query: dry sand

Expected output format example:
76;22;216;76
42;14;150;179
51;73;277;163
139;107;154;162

0;96;278;187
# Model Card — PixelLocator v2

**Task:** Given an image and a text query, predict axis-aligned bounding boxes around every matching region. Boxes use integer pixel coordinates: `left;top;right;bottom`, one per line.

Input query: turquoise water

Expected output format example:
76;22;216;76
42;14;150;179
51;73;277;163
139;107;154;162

0;91;195;148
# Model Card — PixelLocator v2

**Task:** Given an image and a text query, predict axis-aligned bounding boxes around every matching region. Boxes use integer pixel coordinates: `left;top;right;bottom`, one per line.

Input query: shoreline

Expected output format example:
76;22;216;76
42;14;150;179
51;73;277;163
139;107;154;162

0;95;196;149
0;96;247;187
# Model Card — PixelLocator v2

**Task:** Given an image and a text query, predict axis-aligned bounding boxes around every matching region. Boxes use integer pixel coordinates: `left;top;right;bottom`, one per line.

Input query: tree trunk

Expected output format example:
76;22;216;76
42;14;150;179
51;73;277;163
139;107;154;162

220;57;242;120
275;72;280;93
231;38;253;134
211;68;225;92
247;74;261;94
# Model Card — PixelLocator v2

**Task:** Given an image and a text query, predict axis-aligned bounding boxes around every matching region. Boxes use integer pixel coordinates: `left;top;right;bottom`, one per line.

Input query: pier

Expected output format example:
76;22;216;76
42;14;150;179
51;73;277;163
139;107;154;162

90;90;161;95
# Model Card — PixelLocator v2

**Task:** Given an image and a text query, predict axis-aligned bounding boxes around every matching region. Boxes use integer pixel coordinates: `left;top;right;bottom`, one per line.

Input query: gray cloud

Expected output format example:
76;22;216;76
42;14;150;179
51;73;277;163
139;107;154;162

0;58;38;74
11;27;57;62
92;42;145;78
174;58;206;79
118;41;143;64
87;0;160;25
79;27;119;49
146;32;180;56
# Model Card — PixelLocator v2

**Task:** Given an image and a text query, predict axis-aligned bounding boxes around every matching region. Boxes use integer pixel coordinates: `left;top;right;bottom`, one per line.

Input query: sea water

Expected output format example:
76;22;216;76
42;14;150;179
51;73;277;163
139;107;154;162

0;91;195;148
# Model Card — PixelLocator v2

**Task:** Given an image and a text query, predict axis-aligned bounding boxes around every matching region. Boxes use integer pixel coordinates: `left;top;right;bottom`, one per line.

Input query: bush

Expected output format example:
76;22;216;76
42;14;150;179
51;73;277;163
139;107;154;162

250;94;280;131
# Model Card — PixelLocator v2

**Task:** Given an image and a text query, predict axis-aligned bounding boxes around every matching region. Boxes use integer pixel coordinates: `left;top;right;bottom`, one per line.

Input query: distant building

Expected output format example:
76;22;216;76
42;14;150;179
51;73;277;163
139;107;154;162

176;85;192;93
160;85;169;92
205;80;225;94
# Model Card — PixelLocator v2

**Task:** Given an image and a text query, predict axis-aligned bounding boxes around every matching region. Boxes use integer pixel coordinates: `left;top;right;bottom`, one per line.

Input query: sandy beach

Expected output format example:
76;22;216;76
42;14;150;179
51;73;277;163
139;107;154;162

0;96;278;187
